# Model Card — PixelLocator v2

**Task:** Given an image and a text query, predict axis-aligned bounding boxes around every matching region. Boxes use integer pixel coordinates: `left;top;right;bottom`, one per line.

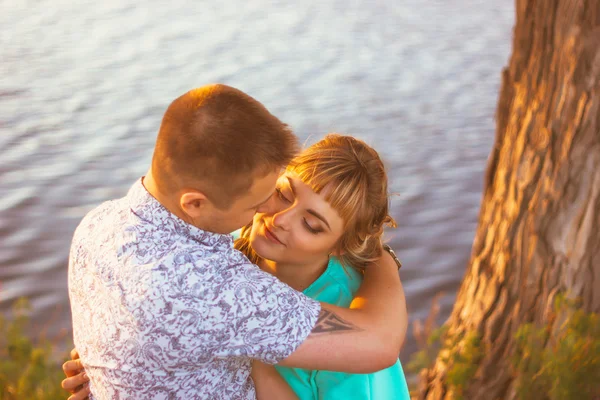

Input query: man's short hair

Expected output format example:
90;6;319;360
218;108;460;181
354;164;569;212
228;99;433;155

151;84;298;209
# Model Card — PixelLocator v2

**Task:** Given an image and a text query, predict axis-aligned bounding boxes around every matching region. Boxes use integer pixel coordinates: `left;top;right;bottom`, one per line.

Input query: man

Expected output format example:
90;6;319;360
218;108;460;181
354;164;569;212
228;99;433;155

65;84;407;399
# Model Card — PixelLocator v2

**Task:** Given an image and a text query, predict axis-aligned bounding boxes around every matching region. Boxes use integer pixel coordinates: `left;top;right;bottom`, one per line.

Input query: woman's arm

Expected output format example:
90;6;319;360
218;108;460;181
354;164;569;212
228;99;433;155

62;348;298;400
62;349;90;400
62;255;407;378
277;251;408;373
251;360;298;400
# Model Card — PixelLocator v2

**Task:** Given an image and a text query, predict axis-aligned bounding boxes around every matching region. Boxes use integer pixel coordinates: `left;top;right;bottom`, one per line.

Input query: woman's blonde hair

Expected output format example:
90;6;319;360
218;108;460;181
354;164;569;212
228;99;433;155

235;133;396;270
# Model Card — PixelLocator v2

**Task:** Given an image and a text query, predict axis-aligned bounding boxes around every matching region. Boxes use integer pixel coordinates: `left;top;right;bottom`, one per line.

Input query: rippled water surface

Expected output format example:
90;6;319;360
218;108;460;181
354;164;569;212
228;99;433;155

1;0;515;362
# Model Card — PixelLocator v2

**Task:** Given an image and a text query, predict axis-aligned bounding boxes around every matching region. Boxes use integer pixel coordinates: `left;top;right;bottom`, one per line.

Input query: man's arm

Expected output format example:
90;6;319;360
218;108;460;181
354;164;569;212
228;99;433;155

61;252;406;380
277;250;407;373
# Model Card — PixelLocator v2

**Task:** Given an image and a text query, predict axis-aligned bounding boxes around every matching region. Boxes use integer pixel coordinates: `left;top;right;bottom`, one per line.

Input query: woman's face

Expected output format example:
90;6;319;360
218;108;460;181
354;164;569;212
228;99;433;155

249;171;345;265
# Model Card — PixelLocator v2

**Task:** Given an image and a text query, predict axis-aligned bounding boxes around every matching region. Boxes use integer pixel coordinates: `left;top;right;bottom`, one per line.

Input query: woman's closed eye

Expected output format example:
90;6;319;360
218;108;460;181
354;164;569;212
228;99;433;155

303;218;322;234
275;184;323;234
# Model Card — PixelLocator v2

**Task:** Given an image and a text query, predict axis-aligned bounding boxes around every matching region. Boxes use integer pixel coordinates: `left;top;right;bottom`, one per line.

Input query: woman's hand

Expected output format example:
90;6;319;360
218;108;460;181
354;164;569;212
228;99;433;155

251;360;298;400
61;348;90;400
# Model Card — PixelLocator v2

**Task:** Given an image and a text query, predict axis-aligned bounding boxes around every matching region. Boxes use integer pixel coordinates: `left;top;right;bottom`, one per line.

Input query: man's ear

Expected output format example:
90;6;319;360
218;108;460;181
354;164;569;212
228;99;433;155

180;191;209;218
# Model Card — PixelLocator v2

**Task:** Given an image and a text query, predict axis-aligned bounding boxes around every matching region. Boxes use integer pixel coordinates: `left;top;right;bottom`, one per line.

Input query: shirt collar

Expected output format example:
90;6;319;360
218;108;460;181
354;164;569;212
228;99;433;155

127;178;233;247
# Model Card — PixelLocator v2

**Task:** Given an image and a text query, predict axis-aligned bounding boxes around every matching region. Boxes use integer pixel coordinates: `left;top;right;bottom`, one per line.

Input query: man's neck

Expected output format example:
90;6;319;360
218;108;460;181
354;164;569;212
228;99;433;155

142;170;197;226
259;257;329;292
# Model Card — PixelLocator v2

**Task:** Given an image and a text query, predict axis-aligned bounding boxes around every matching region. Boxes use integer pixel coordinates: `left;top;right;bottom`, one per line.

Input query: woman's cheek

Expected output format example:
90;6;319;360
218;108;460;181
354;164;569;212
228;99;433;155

294;232;319;255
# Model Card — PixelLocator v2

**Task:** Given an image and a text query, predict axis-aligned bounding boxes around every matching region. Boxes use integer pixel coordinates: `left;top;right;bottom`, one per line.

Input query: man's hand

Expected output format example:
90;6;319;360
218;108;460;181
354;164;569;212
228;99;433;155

61;348;90;400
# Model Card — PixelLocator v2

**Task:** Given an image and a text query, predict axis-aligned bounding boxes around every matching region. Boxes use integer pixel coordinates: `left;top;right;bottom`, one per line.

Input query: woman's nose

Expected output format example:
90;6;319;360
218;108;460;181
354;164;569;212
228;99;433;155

272;207;293;229
256;195;293;229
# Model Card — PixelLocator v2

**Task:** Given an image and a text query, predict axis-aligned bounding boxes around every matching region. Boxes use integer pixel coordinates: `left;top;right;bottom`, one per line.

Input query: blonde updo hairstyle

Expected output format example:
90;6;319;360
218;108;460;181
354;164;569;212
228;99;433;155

235;133;396;271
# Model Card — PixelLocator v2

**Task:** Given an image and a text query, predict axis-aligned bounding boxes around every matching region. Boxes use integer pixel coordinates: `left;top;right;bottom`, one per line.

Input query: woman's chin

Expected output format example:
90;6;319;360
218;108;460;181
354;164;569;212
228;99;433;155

250;235;277;260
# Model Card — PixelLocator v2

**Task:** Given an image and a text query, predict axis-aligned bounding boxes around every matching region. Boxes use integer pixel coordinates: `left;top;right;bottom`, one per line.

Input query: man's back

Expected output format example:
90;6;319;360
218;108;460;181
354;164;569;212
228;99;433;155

68;180;320;399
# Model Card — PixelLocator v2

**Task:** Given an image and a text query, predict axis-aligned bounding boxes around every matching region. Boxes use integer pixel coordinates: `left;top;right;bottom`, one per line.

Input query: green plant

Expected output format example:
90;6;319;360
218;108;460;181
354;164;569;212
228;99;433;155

512;294;600;400
410;325;483;400
407;293;449;398
406;293;484;399
407;325;449;374
441;330;483;400
0;298;69;400
407;293;448;375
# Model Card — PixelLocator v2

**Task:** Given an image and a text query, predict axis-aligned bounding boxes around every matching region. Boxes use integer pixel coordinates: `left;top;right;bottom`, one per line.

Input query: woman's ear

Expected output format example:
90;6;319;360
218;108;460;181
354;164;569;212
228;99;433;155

329;248;346;257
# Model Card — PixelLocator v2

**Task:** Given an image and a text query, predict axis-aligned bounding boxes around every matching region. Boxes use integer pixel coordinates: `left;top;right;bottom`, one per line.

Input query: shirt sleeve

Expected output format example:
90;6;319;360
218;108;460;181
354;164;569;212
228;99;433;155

158;256;321;366
213;262;321;363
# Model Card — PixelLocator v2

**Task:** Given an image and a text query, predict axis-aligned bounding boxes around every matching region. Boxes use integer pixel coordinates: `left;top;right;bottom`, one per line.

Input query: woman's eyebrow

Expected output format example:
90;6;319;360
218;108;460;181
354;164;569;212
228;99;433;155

287;177;331;230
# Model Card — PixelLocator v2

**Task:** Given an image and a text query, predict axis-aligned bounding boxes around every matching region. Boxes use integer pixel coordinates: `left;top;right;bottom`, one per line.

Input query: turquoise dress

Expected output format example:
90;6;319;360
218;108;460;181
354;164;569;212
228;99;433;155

274;257;411;400
231;230;410;399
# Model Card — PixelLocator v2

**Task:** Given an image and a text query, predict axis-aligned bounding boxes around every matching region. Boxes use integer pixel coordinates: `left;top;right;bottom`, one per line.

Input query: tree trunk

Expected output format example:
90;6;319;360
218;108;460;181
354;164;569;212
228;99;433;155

418;1;600;399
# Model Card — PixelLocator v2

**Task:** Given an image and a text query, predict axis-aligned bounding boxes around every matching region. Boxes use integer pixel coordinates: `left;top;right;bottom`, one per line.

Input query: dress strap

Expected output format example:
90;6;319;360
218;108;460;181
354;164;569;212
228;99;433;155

383;244;402;270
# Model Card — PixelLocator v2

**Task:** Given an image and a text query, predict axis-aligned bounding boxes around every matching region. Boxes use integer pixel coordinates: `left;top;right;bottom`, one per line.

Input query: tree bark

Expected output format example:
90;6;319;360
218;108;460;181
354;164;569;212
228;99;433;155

418;1;600;399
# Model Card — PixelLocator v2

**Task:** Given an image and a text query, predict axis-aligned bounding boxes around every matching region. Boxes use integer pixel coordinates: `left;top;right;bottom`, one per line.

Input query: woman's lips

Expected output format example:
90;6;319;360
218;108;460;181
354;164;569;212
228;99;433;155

263;224;284;245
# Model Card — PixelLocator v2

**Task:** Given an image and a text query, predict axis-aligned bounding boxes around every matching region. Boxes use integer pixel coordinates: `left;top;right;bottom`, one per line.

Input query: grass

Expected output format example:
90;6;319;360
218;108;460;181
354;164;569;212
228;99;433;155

0;298;70;400
512;294;600;400
408;292;600;400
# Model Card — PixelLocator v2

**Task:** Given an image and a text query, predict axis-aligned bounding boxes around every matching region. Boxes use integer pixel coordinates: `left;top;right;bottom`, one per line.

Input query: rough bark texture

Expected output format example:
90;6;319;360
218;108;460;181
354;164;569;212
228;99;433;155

418;1;600;399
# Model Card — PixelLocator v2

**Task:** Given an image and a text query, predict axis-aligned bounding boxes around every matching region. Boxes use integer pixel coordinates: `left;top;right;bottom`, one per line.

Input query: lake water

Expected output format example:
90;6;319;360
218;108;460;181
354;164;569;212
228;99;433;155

0;0;514;364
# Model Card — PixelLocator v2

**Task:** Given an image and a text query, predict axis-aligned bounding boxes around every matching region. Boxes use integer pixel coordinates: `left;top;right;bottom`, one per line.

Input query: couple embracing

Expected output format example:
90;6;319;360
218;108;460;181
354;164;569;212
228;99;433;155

63;84;410;399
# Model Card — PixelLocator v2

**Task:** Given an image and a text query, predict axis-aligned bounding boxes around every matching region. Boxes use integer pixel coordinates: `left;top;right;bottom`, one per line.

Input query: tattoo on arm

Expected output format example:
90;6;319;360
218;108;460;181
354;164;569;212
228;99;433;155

310;309;362;335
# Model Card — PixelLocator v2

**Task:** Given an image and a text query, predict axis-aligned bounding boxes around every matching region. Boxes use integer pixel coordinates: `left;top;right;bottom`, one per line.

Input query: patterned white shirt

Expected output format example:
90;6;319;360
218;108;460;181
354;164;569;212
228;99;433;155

68;179;321;399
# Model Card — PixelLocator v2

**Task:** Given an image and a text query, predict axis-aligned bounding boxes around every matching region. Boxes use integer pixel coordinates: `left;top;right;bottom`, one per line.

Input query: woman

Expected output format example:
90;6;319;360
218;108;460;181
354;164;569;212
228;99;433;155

235;134;410;399
63;134;410;399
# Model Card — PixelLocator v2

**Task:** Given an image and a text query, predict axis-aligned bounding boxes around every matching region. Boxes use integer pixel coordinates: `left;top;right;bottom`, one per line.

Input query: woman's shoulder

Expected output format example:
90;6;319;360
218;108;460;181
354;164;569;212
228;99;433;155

302;257;363;306
323;257;363;297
